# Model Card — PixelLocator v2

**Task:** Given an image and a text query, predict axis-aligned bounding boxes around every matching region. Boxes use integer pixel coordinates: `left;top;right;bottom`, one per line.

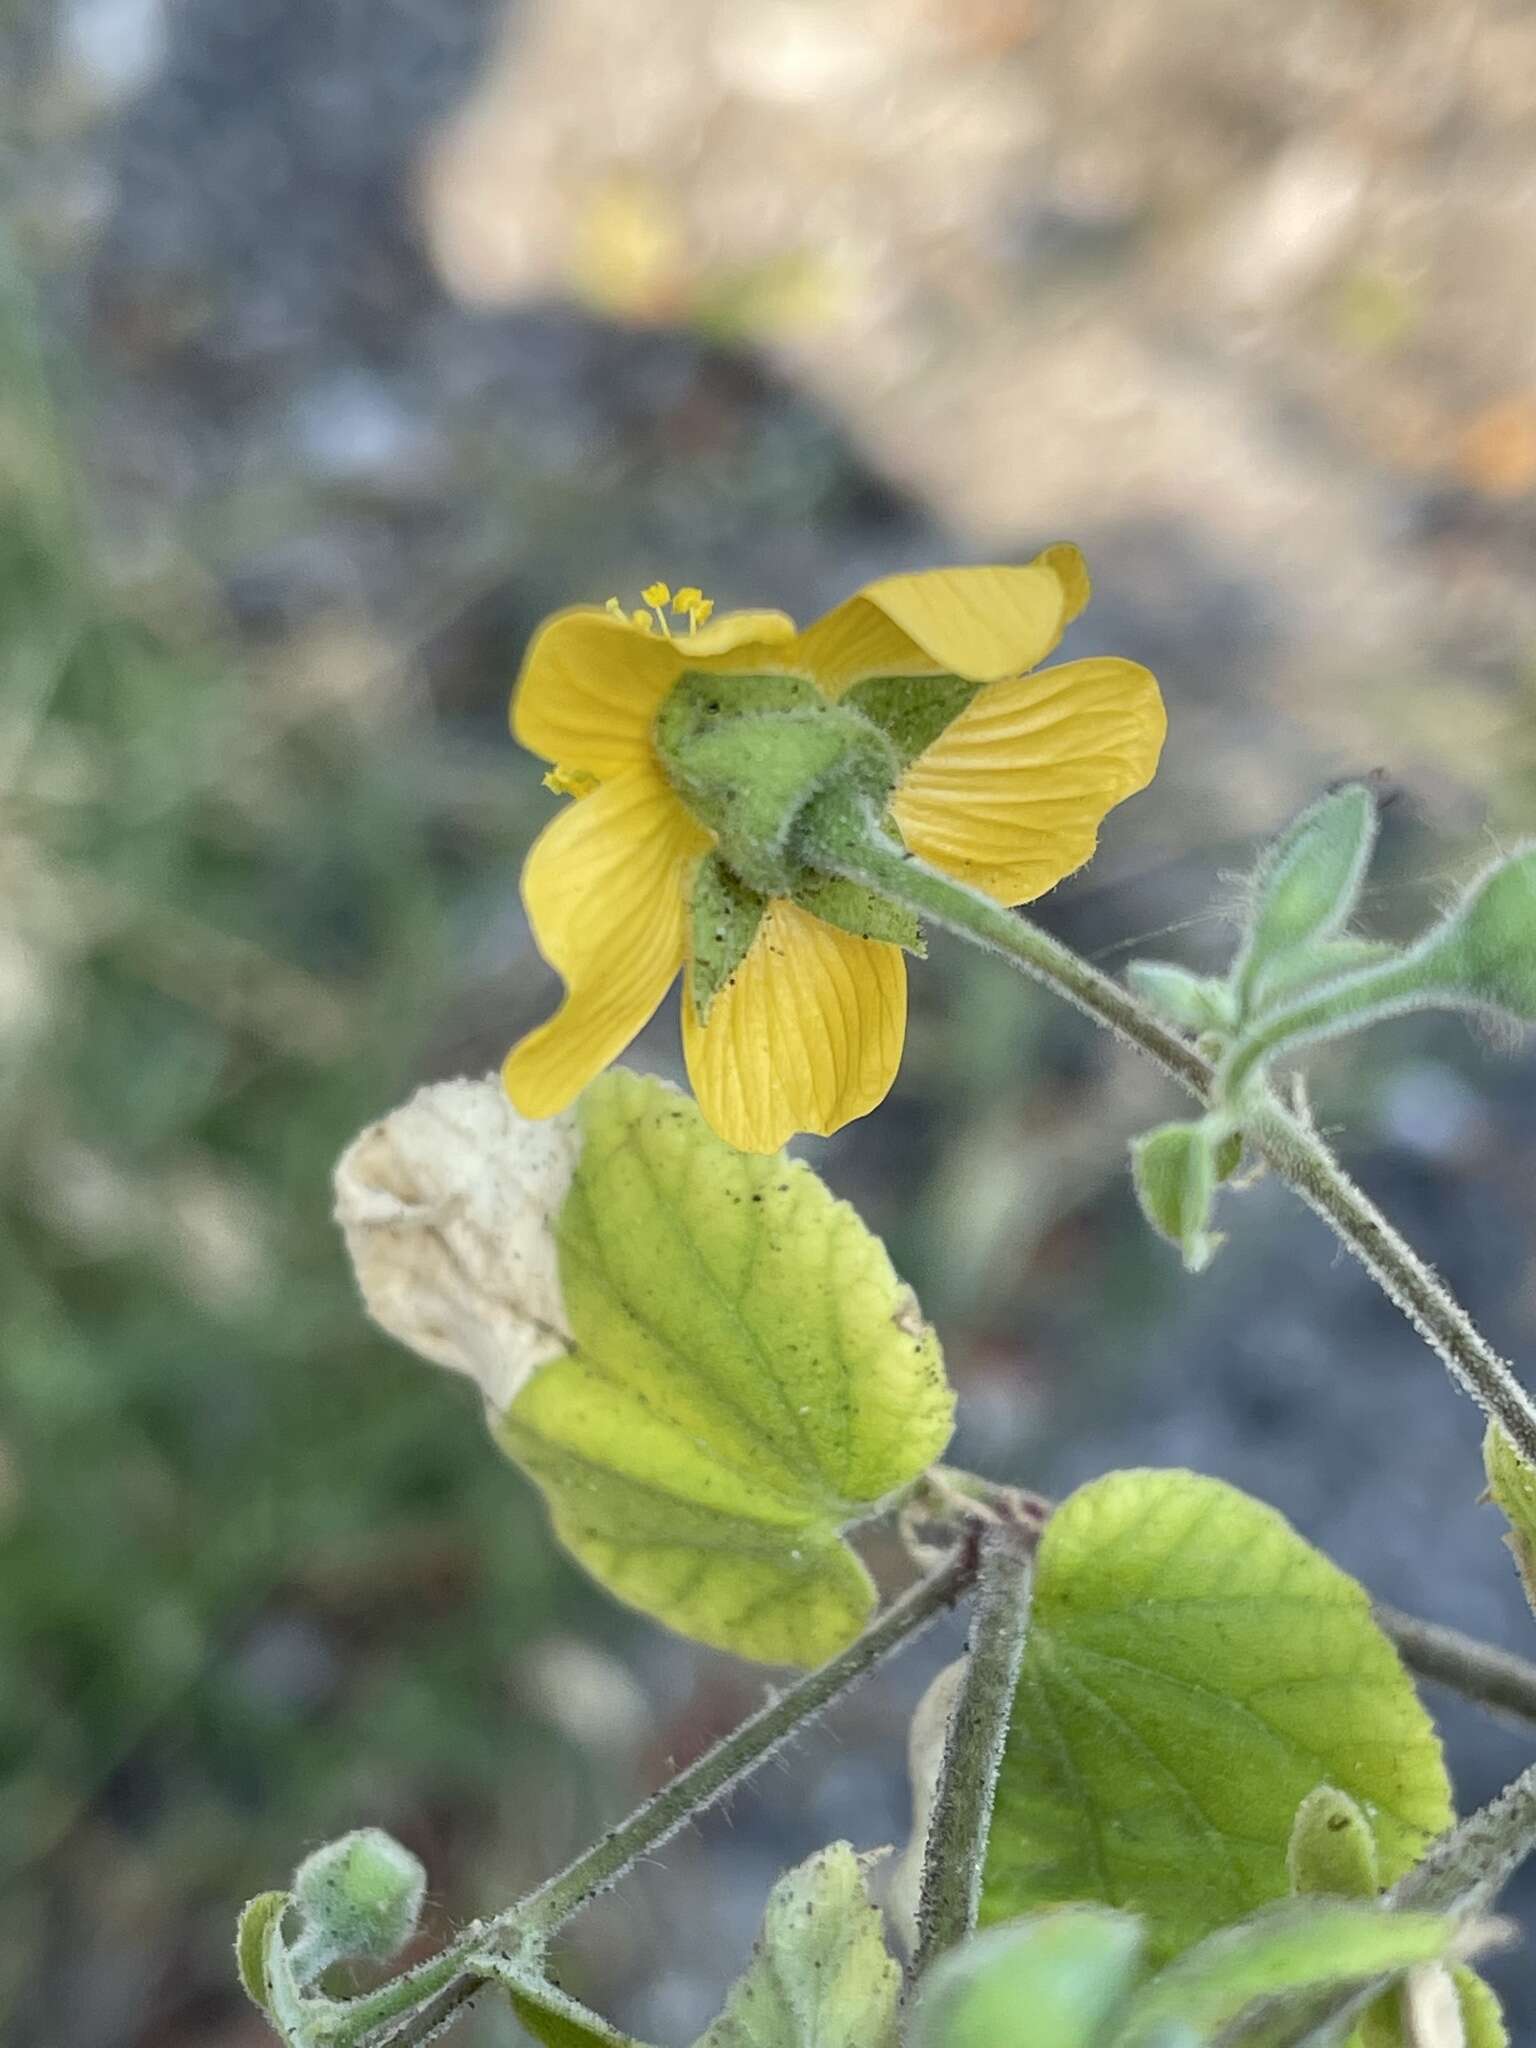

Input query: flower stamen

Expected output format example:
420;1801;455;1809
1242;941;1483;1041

606;581;717;637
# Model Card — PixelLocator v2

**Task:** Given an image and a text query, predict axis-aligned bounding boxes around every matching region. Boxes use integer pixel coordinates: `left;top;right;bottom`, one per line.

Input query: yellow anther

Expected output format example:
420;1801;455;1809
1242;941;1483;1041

604;596;627;621
543;765;600;800
672;586;703;613
631;608;653;632
641;582;671;608
688;595;715;629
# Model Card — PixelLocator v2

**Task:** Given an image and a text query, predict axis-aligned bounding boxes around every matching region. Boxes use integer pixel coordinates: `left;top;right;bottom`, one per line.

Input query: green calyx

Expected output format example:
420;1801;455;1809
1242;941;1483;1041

656;670;900;898
689;855;924;1027
661;670;943;1015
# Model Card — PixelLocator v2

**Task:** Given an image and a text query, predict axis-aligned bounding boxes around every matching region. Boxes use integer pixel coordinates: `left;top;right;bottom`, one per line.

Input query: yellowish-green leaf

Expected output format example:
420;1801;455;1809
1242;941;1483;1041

492;1967;647;2047
981;1472;1452;1963
1482;1423;1536;1617
908;1909;1146;2048
1360;1965;1508;2048
498;1071;954;1665
693;1843;900;2048
235;1891;289;2014
1116;1901;1459;2045
1451;1964;1509;2048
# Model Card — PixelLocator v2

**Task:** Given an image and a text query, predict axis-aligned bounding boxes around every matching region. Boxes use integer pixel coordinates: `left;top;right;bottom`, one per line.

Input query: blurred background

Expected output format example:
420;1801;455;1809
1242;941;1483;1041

5;0;1536;2040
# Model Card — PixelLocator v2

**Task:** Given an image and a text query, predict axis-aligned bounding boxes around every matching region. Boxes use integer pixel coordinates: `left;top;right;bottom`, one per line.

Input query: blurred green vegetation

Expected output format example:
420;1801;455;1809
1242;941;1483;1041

0;250;598;2043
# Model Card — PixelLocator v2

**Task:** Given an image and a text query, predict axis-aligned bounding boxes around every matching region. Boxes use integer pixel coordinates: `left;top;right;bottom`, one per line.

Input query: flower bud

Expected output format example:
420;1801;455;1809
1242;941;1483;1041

654;671;898;897
291;1828;426;1972
1131;1119;1225;1273
1287;1785;1380;1900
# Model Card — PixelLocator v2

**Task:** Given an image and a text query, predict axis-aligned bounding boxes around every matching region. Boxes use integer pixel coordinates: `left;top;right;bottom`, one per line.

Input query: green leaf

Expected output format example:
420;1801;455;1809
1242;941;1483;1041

1451;1965;1509;2048
908;1910;1146;2048
1131;1122;1225;1273
507;1993;643;2048
1247;939;1399;1017
693;1843;900;2048
1238;787;1377;997
251;1893;317;2048
1114;1902;1459;2046
1357;1965;1508;2048
469;1957;648;2047
1482;1423;1536;1616
1124;963;1236;1036
981;1471;1452;1964
236;1891;289;2014
1287;1788;1380;1900
1414;847;1536;1025
498;1070;955;1664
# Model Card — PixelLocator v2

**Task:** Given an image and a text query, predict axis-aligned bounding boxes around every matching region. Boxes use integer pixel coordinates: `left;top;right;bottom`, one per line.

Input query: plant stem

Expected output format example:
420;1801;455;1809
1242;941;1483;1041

1391;1757;1536;1915
1243;1095;1536;1465
801;796;1536;1470
912;1521;1035;1976
344;1548;976;2048
1376;1604;1536;1735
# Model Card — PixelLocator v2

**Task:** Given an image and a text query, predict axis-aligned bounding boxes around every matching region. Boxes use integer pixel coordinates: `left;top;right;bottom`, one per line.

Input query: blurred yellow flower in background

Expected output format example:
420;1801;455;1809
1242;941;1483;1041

503;551;1164;1152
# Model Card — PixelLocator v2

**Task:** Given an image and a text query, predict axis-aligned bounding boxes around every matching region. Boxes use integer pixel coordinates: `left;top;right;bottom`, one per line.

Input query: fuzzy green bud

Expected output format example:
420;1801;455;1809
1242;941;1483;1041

289;1828;426;1979
1287;1785;1381;1899
1131;1119;1226;1273
1125;960;1236;1035
654;671;898;897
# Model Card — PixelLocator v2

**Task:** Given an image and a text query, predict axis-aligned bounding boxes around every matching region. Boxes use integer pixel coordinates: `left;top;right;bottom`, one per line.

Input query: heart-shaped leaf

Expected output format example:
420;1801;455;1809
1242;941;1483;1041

982;1472;1452;1962
499;1070;954;1664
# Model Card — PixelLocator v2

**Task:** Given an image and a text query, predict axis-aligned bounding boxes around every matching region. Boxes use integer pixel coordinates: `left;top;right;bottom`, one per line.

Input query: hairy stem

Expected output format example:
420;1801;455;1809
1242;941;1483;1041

1392;1758;1536;1917
338;1548;976;2048
800;795;1536;1469
912;1522;1035;1976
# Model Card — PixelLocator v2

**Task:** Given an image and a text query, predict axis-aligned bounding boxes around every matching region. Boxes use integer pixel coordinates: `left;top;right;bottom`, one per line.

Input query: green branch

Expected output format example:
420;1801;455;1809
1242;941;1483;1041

327;1547;977;2048
800;794;1536;1470
912;1520;1035;1975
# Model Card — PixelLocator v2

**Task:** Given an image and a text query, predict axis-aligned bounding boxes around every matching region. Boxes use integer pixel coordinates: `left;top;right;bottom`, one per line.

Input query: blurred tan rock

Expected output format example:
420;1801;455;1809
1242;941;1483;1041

418;0;1536;797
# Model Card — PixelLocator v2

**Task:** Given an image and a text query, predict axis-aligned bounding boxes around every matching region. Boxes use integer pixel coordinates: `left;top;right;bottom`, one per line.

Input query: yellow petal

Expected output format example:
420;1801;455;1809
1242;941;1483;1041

682;900;906;1153
513;608;684;772
504;764;710;1117
891;656;1166;905
1034;542;1091;626
512;606;802;773
684;607;799;664
789;563;1068;694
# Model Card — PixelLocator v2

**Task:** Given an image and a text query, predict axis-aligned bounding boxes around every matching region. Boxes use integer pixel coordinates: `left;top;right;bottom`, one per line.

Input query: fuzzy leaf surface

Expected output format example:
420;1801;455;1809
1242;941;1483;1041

982;1472;1452;1963
1116;1902;1460;2045
693;1843;900;2048
499;1071;954;1664
909;1909;1145;2048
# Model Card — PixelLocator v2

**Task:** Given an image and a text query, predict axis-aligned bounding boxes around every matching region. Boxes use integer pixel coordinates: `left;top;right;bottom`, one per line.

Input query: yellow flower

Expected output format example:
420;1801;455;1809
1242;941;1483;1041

503;549;1165;1153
